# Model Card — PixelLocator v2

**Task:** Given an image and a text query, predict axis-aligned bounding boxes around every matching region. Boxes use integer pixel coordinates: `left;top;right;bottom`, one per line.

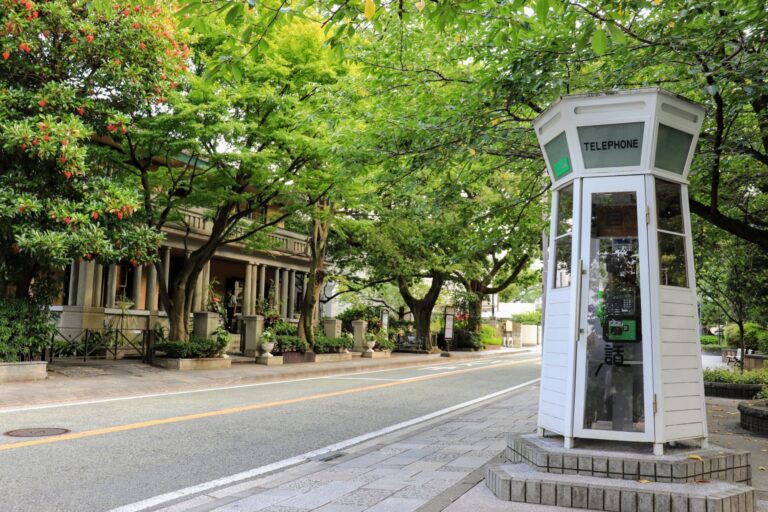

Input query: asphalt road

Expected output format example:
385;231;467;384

0;354;540;512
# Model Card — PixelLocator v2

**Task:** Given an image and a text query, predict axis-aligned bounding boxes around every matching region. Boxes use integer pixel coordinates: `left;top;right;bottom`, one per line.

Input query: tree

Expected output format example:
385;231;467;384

0;1;186;300
110;18;347;341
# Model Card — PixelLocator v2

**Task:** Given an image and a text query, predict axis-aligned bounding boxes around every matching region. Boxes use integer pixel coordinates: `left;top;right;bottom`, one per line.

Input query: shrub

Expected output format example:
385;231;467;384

155;329;229;359
724;322;768;351
275;335;308;354
480;325;503;346
0;298;56;362
273;320;298;336
755;387;768;401
700;335;719;345
313;336;353;354
511;311;542;325
703;368;768;385
375;336;396;351
452;328;482;350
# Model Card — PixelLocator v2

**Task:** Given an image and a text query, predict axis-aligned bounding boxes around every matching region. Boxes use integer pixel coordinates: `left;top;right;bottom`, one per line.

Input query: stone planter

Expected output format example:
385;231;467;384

704;381;764;399
484;344;503;350
259;341;276;358
738;401;768;435
155;357;231;371
0;361;48;383
282;351;316;364
363;349;391;359
314;352;353;363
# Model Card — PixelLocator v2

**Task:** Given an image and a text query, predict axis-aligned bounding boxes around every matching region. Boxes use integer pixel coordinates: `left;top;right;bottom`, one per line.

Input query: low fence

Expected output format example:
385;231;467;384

50;326;159;364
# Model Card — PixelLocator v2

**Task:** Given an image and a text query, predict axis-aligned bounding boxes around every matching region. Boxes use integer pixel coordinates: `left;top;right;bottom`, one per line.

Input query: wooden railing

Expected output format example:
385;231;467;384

176;209;309;256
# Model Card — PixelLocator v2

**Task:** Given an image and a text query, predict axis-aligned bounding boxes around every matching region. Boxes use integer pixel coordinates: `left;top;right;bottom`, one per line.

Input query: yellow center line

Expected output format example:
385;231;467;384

0;357;539;452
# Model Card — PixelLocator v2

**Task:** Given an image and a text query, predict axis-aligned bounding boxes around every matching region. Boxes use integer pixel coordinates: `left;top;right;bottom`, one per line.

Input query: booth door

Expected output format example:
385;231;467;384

573;176;655;442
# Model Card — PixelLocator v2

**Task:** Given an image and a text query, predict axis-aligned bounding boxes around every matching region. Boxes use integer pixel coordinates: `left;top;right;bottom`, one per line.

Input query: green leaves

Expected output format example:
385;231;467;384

591;27;608;55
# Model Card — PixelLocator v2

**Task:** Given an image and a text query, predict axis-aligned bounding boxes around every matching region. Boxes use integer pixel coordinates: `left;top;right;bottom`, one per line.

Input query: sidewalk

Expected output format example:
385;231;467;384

110;385;768;512
0;347;536;410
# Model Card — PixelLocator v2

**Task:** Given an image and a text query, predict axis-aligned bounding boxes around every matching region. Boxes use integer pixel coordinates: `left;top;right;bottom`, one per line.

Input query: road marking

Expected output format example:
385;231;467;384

107;377;541;512
0;351;538;415
0;358;538;452
329;377;402;381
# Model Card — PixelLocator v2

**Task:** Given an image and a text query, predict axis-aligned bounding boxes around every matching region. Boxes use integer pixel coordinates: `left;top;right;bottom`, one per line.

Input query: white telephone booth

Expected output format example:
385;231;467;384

535;89;707;455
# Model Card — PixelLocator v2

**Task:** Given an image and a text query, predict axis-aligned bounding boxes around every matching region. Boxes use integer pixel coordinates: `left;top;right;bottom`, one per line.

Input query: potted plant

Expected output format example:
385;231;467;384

260;329;275;358
365;332;377;353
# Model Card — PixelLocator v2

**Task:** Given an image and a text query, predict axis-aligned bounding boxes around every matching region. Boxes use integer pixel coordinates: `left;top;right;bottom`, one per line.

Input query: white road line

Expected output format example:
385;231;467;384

107;378;540;512
0;353;539;414
327;377;403;381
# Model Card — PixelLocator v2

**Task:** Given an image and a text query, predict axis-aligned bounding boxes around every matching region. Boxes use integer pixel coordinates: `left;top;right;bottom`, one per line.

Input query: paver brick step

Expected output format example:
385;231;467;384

509;434;752;485
486;462;756;512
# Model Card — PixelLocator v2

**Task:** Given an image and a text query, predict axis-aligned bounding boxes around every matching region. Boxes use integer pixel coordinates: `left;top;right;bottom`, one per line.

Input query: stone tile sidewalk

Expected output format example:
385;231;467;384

138;385;541;512
129;385;768;512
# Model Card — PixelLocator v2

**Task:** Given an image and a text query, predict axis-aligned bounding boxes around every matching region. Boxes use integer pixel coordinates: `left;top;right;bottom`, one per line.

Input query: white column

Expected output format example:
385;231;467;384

243;263;253;317
146;264;157;310
280;269;289;318
131;264;143;309
272;267;280;312
250;264;258;315
258;264;266;303
76;260;95;307
288;270;296;319
92;263;104;307
67;261;79;306
105;264;117;308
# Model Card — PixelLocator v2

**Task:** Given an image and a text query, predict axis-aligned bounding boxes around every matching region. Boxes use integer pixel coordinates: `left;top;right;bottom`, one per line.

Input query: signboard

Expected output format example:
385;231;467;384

578;122;644;168
444;314;454;340
544;132;572;180
381;309;389;332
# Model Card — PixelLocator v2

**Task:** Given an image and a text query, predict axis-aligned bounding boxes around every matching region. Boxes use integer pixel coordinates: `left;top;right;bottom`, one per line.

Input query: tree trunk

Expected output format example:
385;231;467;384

397;272;443;351
465;289;484;333
297;202;333;349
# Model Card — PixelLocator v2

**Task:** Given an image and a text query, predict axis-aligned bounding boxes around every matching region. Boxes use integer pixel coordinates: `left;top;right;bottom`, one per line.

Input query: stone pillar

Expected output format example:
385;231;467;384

131;264;143;310
242;315;264;357
352;320;368;351
92;263;104;307
323;318;342;339
193;311;219;339
272;267;280;312
243;264;253;317
76;260;96;307
161;247;171;312
280;269;289;318
105;264;117;308
250;264;258;315
288;270;296;319
258;264;266;303
67;261;79;306
146;264;157;310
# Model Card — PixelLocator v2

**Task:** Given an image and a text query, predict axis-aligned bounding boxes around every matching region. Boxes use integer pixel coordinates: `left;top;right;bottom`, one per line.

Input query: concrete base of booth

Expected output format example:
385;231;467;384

486;433;755;511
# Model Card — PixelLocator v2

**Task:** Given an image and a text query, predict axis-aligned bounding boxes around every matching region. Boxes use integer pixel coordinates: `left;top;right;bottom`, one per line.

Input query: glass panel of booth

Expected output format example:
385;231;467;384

578;122;644;168
553;185;573;288
584;191;645;433
654;124;693;175
544;132;572;180
655;179;688;287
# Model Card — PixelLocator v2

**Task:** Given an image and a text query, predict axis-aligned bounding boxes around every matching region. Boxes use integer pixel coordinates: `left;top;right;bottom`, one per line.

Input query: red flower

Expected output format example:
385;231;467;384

61;139;69;146
38;99;47;107
91;211;99;220
107;123;117;132
64;170;72;180
85;34;94;43
2;51;9;61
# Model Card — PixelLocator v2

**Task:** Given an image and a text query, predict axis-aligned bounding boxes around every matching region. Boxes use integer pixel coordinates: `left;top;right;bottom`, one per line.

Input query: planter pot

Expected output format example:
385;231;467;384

704;381;763;400
155;357;231;371
362;349;391;359
0;361;47;383
738;401;768;435
260;341;276;358
364;340;376;355
314;352;353;363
